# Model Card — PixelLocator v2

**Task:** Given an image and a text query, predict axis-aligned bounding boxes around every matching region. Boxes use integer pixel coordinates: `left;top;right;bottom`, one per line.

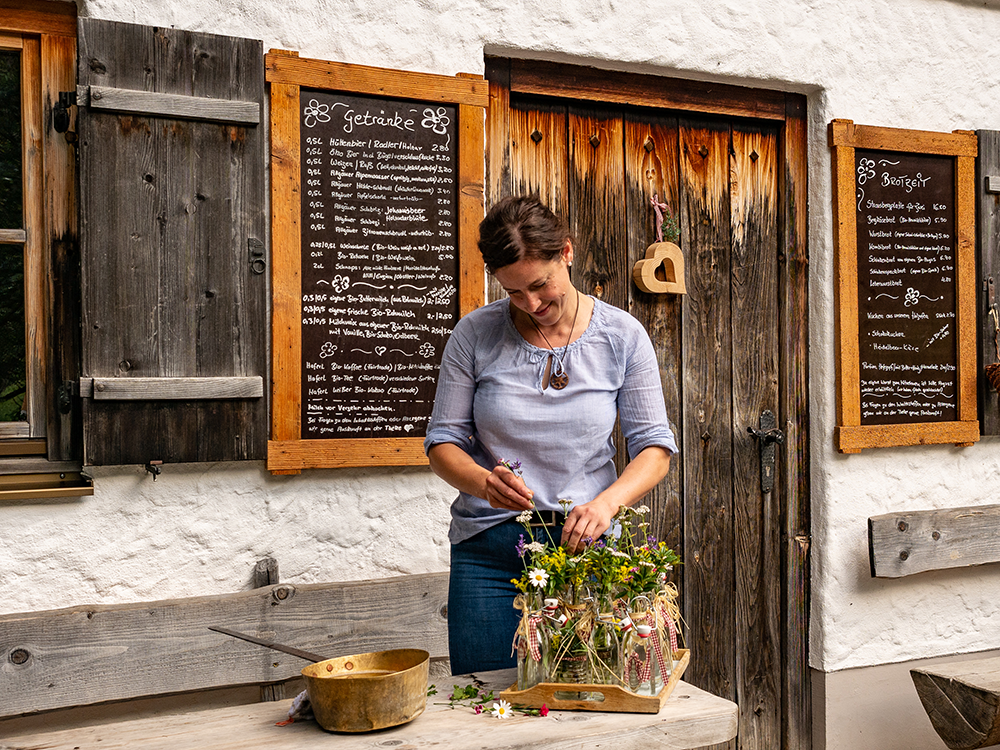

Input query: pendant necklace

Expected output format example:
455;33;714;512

529;289;579;390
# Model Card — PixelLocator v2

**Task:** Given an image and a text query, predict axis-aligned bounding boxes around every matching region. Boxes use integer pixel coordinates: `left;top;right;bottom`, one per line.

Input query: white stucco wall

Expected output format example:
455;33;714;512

7;0;1000;689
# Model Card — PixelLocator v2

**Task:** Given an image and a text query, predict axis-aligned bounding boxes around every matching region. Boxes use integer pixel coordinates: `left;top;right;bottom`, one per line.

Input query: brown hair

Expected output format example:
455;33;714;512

477;195;571;273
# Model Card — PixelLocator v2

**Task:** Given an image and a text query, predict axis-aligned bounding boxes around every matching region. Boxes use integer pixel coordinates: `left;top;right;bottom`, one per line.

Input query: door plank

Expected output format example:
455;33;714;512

568;105;627;311
731;125;782;749
624;112;684;589
510;99;569;220
498;98;569;303
569;105;628;477
678;120;736;737
780;93;812;750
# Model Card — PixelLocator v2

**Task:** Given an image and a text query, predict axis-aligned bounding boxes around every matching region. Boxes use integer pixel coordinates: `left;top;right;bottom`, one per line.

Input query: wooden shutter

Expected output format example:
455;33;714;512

77;19;266;465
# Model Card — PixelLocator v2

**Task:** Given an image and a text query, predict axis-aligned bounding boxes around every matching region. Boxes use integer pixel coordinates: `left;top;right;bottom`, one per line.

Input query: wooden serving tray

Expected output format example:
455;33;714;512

499;649;689;713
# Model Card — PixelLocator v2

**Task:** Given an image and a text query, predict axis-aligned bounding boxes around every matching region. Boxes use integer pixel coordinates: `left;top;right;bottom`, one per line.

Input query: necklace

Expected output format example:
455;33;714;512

529;289;580;390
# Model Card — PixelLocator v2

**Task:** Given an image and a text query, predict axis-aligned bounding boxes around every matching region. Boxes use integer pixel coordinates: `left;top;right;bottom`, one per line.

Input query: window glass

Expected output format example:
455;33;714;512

0;49;24;422
0;245;25;422
0;50;22;230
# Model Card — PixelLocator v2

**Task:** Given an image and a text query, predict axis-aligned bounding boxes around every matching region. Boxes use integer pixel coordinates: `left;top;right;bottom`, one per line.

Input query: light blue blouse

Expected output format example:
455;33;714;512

424;297;678;544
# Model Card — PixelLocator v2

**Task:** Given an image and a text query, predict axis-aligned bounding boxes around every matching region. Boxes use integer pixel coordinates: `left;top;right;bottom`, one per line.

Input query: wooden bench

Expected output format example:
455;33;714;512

0;571;738;749
0;572;450;720
912;657;1000;750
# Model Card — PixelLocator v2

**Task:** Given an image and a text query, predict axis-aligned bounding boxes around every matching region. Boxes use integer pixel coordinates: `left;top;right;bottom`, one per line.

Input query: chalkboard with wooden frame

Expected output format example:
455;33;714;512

266;51;487;473
829;119;979;452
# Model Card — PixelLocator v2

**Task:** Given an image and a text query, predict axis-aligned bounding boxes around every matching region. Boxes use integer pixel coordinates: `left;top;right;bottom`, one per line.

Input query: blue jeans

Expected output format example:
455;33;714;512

448;519;562;675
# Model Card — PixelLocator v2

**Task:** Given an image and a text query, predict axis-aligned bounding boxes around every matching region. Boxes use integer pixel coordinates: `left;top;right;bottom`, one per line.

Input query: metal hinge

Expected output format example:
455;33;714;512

52;91;78;141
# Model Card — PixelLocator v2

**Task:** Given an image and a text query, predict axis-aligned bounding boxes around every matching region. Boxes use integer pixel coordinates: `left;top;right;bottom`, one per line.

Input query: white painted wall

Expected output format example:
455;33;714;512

8;1;1000;739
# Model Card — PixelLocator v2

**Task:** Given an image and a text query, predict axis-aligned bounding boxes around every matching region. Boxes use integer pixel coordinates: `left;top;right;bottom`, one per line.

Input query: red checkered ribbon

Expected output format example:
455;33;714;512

526;615;543;662
637;611;669;684
624;637;652;686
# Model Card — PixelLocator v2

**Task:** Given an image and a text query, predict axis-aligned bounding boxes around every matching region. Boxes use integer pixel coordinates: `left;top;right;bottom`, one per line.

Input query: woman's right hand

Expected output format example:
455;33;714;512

484;464;535;511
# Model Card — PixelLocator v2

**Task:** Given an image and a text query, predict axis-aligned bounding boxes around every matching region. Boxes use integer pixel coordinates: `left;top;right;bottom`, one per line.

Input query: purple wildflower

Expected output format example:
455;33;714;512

474;704;483;714
516;534;527;558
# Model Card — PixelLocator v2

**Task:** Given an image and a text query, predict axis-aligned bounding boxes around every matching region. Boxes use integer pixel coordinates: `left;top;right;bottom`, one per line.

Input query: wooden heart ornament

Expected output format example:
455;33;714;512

632;242;686;295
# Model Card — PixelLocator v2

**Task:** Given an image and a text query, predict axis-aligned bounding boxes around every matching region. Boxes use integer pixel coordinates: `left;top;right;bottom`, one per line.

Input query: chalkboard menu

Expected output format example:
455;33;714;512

856;151;957;425
299;90;459;439
266;51;487;471
829;119;979;452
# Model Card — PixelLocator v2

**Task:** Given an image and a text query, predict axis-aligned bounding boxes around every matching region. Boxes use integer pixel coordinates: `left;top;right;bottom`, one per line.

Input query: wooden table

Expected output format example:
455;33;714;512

1;669;737;750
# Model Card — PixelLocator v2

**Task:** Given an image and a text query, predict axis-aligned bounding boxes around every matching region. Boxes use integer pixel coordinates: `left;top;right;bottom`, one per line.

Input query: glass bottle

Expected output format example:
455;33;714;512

627;624;664;696
516;594;549;690
590;595;621;686
550;596;591;700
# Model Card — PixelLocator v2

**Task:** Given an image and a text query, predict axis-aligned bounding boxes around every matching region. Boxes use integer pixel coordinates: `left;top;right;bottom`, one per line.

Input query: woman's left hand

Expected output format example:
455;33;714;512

559;446;672;552
560;496;618;552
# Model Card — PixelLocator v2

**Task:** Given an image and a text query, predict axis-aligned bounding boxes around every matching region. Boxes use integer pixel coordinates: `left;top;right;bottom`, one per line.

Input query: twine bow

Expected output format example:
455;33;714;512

650;193;669;243
652;585;682;656
512;594;544;661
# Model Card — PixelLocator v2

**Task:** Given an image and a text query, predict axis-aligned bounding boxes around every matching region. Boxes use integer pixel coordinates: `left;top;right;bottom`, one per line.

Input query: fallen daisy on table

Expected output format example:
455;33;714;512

492;700;512;719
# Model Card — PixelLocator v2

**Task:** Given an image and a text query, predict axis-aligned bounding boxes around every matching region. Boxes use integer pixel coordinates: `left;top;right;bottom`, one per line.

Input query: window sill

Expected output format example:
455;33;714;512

0;470;93;502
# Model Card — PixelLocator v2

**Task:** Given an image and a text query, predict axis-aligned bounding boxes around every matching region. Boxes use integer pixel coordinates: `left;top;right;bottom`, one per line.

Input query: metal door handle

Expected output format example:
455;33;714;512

748;410;784;493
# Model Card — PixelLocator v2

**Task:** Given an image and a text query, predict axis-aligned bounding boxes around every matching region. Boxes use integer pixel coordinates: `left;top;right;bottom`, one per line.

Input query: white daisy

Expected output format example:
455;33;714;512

492;699;512;719
527;568;549;588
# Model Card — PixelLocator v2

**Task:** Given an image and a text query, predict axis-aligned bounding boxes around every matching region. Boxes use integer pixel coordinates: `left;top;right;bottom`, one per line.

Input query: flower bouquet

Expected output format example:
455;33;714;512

502;499;689;713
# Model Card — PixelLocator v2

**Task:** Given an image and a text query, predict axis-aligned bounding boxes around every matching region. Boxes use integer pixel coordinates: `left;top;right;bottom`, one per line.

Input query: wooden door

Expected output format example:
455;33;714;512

486;59;810;750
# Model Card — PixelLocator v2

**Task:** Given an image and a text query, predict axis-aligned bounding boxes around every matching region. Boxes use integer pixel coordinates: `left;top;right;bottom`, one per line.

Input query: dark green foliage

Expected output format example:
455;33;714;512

0;50;22;230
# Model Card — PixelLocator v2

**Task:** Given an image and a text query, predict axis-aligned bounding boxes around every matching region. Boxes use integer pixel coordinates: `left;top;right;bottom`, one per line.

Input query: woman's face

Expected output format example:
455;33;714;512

492;242;574;328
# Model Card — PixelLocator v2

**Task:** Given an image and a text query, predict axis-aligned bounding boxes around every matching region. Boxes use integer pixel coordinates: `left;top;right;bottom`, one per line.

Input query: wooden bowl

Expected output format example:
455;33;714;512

301;648;429;732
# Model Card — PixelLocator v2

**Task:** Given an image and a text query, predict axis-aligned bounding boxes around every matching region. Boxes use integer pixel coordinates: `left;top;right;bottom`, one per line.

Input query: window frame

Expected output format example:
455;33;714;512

0;1;89;498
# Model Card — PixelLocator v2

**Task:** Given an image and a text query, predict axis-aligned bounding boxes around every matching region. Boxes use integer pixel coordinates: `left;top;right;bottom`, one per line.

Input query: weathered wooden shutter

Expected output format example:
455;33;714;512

77;19;266;465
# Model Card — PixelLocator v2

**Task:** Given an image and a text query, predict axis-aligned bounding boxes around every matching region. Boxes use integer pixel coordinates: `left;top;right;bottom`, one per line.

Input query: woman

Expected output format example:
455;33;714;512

424;195;677;674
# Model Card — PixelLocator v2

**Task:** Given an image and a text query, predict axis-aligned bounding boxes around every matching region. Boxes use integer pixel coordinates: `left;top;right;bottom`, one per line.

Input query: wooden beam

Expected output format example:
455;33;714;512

79;85;261;125
265;52;489;107
869;504;1000;577
829;119;978;157
0;229;26;244
267;437;429;469
0;572;449;718
912;657;1000;750
81;376;264;400
507;58;787;121
0;0;76;38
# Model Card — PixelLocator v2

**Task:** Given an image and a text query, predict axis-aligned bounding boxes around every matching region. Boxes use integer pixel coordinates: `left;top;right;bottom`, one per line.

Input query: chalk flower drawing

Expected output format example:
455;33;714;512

331;274;350;293
419;342;435;358
422;106;450;135
857;158;875;185
303;99;330;128
319;342;338;358
904;287;920;307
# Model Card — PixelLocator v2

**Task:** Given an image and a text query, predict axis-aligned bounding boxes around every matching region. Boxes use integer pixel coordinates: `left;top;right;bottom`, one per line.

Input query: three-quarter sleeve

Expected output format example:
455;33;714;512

617;323;678;460
423;319;478;455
